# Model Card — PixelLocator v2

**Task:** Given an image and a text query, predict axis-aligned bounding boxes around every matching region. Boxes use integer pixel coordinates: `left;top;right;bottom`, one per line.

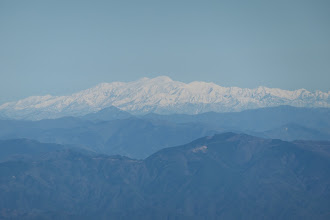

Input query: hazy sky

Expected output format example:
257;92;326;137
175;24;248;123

1;0;330;104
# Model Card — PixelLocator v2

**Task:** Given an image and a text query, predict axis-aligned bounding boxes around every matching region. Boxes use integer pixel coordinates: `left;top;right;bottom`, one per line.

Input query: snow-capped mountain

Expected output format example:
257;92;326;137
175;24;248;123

0;76;329;120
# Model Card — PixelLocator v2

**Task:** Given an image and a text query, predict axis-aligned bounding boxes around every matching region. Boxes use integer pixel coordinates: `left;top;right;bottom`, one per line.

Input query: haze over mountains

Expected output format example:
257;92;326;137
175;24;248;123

2;0;330;217
0;105;329;159
0;76;329;120
0;77;330;219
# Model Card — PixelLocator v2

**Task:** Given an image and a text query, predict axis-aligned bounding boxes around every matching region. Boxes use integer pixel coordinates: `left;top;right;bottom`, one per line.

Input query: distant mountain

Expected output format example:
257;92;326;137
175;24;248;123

0;117;217;159
0;139;95;163
142;106;330;142
80;106;132;121
142;105;330;134
260;123;330;141
1;133;329;219
0;76;329;120
0;106;329;159
0;139;65;162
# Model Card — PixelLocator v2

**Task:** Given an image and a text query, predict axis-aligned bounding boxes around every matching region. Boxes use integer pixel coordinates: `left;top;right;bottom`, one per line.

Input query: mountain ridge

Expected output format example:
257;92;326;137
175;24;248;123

1;76;329;120
0;106;329;159
1;133;330;219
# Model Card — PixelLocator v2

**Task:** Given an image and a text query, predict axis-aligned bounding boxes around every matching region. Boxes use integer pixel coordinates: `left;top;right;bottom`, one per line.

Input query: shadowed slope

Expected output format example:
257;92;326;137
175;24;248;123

0;133;329;219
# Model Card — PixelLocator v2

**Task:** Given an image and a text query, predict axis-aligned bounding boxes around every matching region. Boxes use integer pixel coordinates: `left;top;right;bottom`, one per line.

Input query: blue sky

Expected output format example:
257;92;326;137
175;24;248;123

1;0;329;104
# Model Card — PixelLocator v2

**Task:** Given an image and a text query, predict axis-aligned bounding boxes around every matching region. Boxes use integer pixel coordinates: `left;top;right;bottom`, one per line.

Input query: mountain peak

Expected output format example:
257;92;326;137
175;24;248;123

135;76;173;83
148;76;173;82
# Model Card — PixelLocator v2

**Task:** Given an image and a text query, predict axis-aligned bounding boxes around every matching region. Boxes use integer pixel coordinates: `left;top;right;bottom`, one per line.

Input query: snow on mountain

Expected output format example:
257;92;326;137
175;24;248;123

0;76;329;120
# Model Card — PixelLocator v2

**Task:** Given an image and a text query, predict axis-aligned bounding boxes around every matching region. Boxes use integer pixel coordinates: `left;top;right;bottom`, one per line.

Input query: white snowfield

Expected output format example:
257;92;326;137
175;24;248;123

0;76;329;120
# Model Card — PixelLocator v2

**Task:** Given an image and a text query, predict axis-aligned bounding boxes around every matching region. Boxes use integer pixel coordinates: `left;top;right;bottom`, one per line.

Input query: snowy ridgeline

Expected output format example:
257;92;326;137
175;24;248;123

0;76;329;120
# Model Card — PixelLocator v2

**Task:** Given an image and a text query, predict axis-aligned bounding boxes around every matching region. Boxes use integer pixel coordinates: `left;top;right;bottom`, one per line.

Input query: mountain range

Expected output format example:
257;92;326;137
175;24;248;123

0;106;329;159
0;76;329;120
1;133;329;219
1;76;329;219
